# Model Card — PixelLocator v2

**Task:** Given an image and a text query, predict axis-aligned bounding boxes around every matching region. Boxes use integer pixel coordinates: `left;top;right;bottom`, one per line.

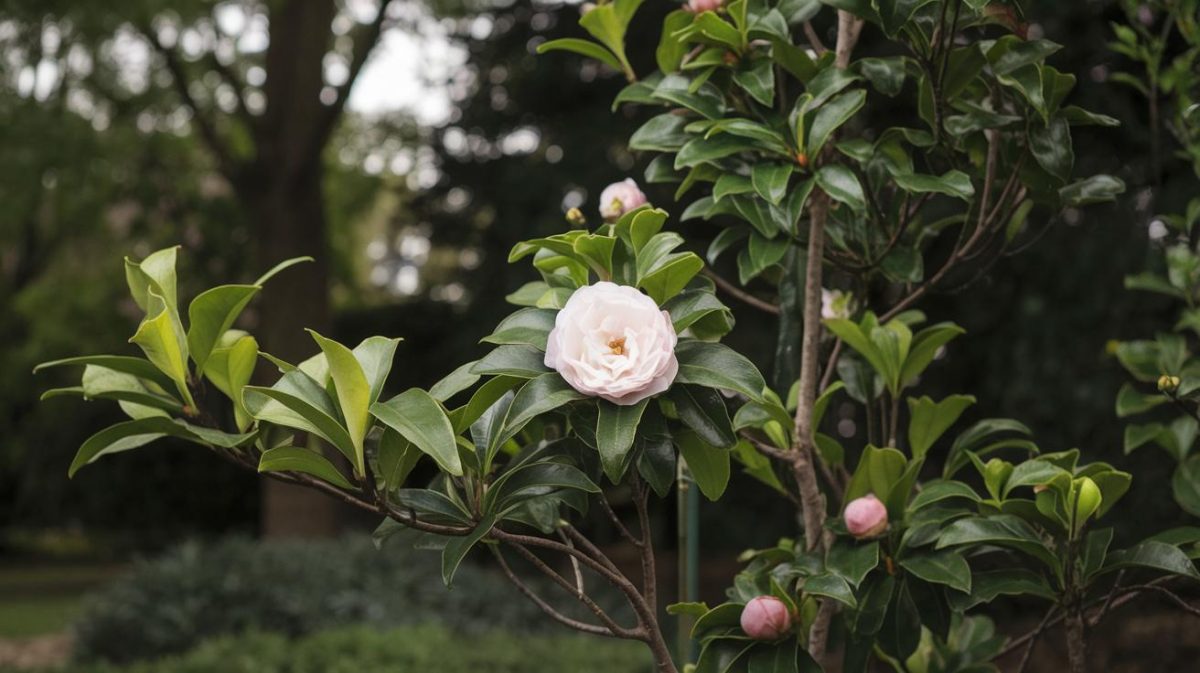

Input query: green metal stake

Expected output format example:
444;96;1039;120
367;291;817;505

676;457;701;664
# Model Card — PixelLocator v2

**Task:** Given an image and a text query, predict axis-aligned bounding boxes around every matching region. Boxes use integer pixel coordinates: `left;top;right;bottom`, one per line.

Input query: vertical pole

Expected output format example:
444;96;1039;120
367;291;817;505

676;458;700;663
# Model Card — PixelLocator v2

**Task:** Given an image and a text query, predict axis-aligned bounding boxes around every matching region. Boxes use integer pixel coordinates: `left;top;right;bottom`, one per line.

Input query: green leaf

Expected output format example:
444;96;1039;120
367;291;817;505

826;541;880;589
244;371;358;466
471;345;552;379
907;395;975;459
133;246;180;313
898;550;971;593
807;89;866;156
129;294;192;405
377;428;422;492
34;355;175;392
371;388;463;477
747;639;800;673
185;284;259;373
1029;117;1073;182
1059;175;1125;206
804;572;857;607
900;323;965;388
1115;383;1167;417
596;399;650;482
892;170;976;200
937;515;1059;573
497;373;588;448
308;330;371;475
430;361;481;401
536;38;622;71
675;340;767;401
482;309;557;351
909;479;981;510
751;164;794;206
672;385;737;449
67;417;253;477
630;113;691;152
442;514;496;586
816;165;866;211
733;57;775;106
678;430;730;501
258;446;354;489
1102;540;1200;580
204;334;259;430
1173;456;1200;518
845;446;908;504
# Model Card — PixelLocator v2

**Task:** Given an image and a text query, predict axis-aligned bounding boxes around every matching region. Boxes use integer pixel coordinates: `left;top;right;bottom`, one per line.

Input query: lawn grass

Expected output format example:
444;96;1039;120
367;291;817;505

0;563;124;638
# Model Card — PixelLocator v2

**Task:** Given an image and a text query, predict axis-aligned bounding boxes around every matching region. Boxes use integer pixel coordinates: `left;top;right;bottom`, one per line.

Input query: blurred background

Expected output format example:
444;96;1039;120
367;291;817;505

0;0;1193;671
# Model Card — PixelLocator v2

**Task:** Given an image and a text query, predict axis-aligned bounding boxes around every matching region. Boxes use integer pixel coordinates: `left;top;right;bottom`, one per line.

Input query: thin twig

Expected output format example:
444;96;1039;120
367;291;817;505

804;21;829;55
1015;605;1058;673
702;268;780;315
557;529;587;594
491;546;617;638
598;493;642;547
503;541;643;640
634;478;658;613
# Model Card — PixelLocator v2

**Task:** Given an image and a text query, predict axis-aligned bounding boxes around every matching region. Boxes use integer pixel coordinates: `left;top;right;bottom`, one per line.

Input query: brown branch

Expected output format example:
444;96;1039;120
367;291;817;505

503;541;643;640
804;21;829;55
702;267;780;315
562;524;623;576
598;492;642;547
1014;605;1057;673
634;479;658;614
491;546;619;638
307;0;397;157
818;339;843;392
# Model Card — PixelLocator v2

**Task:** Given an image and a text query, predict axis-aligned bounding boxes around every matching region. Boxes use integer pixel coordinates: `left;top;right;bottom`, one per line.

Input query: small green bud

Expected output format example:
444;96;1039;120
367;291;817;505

1158;374;1181;393
565;207;587;227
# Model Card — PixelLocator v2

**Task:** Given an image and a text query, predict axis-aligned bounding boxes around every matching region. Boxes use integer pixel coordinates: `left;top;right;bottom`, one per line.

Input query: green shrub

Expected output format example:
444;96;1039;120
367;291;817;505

6;625;651;673
72;535;626;664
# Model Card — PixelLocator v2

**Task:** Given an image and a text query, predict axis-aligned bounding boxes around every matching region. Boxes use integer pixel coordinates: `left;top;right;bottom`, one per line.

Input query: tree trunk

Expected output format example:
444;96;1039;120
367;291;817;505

247;0;343;538
247;163;342;537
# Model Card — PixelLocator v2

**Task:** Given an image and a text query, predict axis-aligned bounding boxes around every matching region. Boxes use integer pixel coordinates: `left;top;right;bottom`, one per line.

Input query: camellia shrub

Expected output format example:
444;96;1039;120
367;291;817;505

38;1;1200;673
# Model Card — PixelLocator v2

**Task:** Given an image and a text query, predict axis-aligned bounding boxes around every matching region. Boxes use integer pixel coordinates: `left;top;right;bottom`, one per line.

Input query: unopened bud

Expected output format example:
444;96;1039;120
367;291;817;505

1159;374;1181;394
796;152;809;169
740;596;792;640
844;494;888;539
685;0;724;13
598;178;648;222
722;51;739;66
566;207;587;227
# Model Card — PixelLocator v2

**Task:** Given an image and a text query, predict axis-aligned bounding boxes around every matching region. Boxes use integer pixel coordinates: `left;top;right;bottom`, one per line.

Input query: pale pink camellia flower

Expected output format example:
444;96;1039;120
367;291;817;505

821;288;852;321
544;282;678;405
686;0;723;13
740;596;792;641
844;494;889;539
598;178;648;222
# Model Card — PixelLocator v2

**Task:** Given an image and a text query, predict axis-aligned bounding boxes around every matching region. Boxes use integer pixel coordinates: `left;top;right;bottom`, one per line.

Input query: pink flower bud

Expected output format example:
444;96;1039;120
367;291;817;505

740;596;792;641
686;0;723;13
844;494;888;539
598;178;648;222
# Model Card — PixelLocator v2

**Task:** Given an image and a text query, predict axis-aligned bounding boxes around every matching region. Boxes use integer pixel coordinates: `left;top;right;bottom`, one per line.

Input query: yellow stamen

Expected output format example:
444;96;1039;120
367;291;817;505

608;337;626;356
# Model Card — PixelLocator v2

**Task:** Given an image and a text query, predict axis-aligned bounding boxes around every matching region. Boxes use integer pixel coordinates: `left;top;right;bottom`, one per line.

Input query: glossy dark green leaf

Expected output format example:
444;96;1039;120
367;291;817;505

675;340;767;401
259;446;354;489
470;345;552;379
899;550;971;593
678;430;730;501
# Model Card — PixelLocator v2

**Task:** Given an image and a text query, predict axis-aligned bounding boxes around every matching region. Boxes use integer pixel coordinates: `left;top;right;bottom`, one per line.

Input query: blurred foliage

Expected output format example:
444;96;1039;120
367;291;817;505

4;624;649;673
70;534;627;663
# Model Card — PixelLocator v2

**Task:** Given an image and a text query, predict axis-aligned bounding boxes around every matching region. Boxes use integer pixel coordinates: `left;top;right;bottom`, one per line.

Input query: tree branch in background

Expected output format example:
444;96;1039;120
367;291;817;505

140;24;242;183
307;0;397;157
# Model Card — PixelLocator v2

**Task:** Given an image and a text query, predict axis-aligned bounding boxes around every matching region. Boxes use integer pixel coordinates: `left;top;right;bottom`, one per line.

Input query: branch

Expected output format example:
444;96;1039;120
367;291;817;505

634;479;658;614
140;24;242;182
1014;605;1057;673
702;268;781;315
491;546;618;638
804;21;829;55
307;0;397;157
503;541;643;640
598;492;642;547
